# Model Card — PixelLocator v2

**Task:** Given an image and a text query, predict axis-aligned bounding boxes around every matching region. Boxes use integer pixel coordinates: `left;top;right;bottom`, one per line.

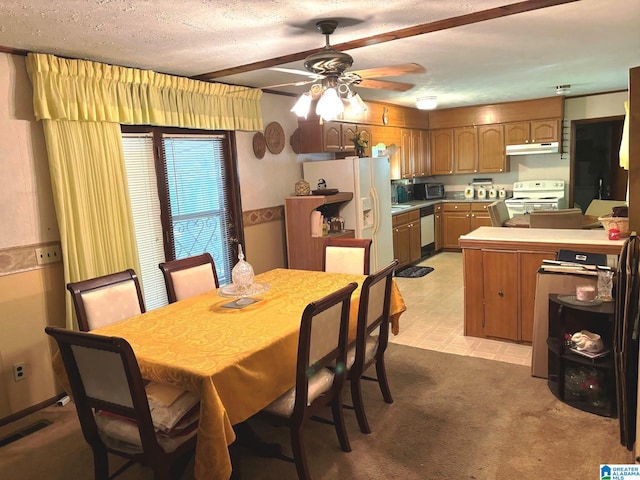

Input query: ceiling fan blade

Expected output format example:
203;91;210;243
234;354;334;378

261;78;318;89
341;63;425;79
357;78;416;92
269;67;324;79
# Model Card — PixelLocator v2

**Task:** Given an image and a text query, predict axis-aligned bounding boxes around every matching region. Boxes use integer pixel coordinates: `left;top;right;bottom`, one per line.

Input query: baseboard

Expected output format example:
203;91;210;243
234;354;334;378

0;393;66;427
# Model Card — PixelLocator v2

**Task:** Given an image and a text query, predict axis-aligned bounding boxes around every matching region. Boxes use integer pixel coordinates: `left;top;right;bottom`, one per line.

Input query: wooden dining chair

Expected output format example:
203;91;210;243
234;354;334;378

323;238;372;275
67;269;146;331
158;252;219;303
487;200;510;227
45;326;199;480
529;208;583;229
257;282;358;480
347;259;399;434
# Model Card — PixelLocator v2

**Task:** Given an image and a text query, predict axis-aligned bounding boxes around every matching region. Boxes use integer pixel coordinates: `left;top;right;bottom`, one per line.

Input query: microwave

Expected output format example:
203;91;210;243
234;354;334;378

413;183;445;200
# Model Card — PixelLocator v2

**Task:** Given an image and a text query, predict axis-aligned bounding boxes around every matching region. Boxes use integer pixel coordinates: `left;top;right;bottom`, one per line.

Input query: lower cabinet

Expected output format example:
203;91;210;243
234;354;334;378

434;203;443;251
463;248;556;342
442;202;492;249
393;210;421;268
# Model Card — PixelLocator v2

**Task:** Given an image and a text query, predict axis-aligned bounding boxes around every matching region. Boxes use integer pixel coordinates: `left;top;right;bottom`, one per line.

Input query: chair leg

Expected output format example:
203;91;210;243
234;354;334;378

290;424;311;480
331;399;352;452
92;448;109;480
350;376;371;434
375;357;394;404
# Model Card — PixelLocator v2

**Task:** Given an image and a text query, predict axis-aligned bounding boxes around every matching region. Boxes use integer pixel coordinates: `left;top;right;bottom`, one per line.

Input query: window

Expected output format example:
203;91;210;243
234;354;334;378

122;127;243;310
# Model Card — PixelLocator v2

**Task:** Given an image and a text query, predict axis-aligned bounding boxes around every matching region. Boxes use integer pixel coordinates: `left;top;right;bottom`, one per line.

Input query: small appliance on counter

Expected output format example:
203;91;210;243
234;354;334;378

413;182;445;200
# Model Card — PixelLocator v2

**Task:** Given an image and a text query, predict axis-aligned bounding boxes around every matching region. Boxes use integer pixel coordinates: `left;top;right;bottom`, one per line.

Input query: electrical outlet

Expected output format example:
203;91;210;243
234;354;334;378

35;245;62;265
13;363;26;382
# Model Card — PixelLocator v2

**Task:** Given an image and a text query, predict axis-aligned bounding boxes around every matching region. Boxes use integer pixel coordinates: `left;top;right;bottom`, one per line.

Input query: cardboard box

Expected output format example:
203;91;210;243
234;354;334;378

530;270;598;378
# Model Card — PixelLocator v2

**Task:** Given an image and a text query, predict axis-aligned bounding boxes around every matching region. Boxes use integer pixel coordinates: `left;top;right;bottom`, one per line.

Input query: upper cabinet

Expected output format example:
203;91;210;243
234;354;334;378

504;119;560;145
453;126;478;174
400;128;429;179
298;120;358;154
478;124;507;173
430;128;454;175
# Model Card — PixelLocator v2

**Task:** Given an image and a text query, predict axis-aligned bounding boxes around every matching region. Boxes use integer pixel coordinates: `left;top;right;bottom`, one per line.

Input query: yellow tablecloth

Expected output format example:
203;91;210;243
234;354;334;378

85;268;406;480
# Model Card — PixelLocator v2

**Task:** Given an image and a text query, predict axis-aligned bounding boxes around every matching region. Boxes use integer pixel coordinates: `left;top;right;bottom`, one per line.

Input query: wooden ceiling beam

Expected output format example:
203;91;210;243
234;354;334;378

192;0;580;81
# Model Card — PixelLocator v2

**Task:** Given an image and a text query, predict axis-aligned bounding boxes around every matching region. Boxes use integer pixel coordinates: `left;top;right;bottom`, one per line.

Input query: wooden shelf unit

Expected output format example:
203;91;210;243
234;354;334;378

284;192;355;271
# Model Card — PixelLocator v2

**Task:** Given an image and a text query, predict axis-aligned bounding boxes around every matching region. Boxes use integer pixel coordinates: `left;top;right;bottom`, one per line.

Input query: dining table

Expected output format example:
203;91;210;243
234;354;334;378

69;268;406;480
504;213;601;229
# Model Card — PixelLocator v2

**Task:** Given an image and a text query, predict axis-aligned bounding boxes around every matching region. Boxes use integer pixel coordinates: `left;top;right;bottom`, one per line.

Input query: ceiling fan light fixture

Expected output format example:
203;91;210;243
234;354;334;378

416;96;438;110
291;92;313;119
348;92;368;116
315;87;344;121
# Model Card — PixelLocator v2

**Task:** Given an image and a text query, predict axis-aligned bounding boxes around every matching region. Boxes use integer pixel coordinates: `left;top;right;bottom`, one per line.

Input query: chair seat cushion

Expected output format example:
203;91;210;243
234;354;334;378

263;368;334;417
95;382;200;454
346;335;379;370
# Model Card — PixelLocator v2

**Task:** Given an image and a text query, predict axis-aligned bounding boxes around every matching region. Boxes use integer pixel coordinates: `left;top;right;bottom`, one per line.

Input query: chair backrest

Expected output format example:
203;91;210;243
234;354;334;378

158;253;219;303
584;199;628;218
353;260;398;370
323;238;372;275
293;282;358;416
529;208;583;229
488;200;510;227
67;269;146;331
45;326;163;458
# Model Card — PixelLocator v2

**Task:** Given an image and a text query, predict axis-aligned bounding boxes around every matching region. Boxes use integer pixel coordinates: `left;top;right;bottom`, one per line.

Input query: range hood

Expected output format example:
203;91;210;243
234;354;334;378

506;142;559;156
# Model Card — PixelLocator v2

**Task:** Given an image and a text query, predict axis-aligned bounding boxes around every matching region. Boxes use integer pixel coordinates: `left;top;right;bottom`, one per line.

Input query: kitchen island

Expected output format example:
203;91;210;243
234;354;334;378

459;226;625;344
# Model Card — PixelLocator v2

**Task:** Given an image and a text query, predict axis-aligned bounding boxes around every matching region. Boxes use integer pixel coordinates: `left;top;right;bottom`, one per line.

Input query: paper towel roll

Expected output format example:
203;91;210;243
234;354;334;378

311;211;322;237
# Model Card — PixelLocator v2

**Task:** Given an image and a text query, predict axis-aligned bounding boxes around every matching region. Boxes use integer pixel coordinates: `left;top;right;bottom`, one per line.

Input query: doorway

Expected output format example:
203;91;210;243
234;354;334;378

571;117;627;212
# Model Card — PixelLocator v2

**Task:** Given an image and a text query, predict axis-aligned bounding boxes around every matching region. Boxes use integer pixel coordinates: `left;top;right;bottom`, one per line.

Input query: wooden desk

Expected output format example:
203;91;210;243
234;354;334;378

88;268;406;480
505;214;601;229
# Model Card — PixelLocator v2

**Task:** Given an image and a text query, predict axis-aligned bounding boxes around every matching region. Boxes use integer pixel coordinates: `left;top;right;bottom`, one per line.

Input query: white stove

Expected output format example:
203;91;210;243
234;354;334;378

504;180;567;217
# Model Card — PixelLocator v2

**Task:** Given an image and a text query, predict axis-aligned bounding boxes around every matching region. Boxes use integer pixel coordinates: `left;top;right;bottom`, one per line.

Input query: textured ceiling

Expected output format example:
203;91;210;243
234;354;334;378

1;0;638;109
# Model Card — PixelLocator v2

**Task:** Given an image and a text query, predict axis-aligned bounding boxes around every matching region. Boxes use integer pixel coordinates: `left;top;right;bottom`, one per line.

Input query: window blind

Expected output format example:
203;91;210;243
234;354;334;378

121;134;169;310
162;134;234;285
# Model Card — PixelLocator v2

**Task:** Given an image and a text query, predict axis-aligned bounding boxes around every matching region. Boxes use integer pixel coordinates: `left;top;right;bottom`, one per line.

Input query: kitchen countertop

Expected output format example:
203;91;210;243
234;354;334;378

459;226;625;256
391;194;510;215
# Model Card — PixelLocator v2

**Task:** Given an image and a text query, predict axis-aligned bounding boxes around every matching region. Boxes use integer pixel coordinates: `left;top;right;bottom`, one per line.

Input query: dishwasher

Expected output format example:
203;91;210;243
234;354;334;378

420;205;435;257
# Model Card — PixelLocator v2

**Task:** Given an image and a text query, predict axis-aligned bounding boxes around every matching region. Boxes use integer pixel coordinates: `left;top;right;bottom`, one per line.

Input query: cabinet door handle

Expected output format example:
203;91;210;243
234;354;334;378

498;290;504;297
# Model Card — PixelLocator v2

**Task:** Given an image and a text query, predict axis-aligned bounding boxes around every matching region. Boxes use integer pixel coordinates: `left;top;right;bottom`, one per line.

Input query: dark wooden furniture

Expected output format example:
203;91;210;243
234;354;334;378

45;327;198;480
323;237;372;275
348;260;398;434
67;269;145;331
159;252;219;303
547;294;617;417
258;282;358;480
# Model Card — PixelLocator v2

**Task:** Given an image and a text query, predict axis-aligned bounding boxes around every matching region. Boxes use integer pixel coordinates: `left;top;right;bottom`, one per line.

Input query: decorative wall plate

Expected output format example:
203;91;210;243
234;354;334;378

252;132;266;159
290;127;301;154
265;122;285;154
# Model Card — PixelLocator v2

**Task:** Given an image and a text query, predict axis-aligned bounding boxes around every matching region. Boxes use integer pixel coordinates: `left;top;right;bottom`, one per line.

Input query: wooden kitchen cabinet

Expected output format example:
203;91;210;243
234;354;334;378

504;119;560;145
400;128;429;178
429;128;454;175
442;202;491;249
392;210;421;268
477;124;507;173
453;126;478;174
298;120;358;154
434;203;443;251
462;246;556;342
284;192;354;271
372;125;403;179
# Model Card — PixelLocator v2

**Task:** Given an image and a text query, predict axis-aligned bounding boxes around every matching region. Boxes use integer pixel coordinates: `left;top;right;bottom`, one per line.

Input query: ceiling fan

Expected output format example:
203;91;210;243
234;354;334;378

269;19;425;93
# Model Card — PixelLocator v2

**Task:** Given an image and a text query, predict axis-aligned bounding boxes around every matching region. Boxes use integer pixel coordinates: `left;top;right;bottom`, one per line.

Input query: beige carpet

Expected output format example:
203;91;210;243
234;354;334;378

0;343;633;479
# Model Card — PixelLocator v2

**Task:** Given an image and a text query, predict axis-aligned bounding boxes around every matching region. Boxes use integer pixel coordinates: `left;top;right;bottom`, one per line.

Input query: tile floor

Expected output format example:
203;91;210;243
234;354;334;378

390;251;533;366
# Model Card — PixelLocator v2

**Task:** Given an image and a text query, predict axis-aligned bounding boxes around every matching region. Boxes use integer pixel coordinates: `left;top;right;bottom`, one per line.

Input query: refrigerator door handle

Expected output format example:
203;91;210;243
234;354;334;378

370;186;380;236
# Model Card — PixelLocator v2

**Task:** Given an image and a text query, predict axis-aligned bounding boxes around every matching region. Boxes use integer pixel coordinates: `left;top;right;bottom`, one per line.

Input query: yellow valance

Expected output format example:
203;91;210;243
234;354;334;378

26;53;263;131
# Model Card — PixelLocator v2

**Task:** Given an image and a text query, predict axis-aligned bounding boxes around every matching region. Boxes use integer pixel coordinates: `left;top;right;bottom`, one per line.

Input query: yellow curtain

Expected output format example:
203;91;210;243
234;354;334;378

620;100;630;170
26;53;263;329
26;53;263;130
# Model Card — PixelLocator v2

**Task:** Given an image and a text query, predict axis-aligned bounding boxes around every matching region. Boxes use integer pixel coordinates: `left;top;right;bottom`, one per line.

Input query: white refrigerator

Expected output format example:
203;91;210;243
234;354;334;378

302;157;394;273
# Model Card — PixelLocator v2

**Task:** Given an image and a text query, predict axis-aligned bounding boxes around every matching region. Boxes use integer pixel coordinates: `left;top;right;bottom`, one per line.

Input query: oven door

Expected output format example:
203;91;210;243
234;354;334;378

505;200;526;217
